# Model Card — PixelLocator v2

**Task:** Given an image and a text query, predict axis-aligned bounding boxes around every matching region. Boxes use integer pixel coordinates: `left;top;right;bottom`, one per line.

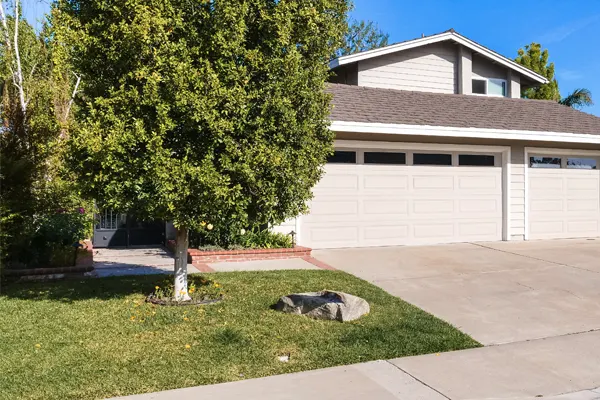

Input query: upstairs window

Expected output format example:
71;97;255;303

472;78;507;97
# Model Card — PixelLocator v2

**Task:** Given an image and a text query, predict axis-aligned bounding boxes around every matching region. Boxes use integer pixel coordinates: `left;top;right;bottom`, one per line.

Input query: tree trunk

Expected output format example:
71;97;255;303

174;227;191;302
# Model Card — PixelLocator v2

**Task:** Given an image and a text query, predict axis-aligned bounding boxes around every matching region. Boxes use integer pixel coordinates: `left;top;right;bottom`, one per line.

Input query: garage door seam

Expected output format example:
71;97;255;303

468;243;599;274
384;360;451;399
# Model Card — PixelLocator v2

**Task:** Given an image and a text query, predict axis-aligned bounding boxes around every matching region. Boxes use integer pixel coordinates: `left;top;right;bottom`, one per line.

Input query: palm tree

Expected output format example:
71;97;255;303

559;88;594;109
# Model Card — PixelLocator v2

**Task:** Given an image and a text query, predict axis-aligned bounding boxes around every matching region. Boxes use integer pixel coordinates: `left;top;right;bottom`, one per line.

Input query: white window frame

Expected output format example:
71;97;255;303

471;77;507;97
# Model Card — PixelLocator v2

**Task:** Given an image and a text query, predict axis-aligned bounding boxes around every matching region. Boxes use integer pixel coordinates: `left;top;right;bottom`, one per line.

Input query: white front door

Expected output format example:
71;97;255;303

528;153;600;240
299;145;504;249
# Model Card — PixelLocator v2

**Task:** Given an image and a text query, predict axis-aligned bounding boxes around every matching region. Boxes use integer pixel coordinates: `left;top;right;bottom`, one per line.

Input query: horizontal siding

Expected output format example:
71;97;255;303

510;145;526;239
472;55;508;81
358;42;457;94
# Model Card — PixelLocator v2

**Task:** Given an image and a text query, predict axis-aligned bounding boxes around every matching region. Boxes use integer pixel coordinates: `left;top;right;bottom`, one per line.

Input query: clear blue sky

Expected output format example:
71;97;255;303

350;0;600;116
23;0;600;116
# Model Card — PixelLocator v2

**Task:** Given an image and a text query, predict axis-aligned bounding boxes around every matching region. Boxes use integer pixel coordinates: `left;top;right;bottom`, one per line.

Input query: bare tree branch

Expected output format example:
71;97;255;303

0;1;11;52
13;0;28;114
65;72;81;120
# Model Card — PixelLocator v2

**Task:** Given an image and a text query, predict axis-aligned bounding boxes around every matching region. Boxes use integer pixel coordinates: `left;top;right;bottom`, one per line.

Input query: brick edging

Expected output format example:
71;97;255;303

302;256;337;271
166;240;312;264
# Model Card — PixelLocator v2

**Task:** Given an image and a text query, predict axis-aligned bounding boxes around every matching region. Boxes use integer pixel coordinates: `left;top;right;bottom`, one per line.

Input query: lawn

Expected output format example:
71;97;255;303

0;270;480;400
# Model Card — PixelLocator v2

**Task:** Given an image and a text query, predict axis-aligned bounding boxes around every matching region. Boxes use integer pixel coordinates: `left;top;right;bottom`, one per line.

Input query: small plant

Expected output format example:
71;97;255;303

147;275;224;306
238;230;293;249
192;227;293;250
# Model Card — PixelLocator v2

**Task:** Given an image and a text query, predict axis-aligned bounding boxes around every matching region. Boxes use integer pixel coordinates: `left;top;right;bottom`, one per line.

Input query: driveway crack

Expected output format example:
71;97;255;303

384;360;452;399
469;242;599;274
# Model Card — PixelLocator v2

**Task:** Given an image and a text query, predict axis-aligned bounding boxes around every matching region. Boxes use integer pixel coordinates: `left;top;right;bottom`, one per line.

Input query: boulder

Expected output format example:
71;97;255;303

274;290;369;322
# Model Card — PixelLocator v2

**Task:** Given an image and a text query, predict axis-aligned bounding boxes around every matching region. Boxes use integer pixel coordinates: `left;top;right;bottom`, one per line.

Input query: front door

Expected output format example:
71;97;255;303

93;209;165;248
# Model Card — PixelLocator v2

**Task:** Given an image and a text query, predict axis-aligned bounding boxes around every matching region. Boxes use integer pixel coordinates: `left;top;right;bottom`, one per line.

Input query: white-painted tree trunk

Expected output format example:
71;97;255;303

174;227;191;302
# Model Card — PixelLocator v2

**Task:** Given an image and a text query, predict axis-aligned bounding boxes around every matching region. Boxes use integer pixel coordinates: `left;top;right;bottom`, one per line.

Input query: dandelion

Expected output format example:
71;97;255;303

185;344;191;349
155;286;160;290
200;221;206;227
34;344;41;349
130;316;136;321
213;283;221;288
207;223;214;231
184;317;189;321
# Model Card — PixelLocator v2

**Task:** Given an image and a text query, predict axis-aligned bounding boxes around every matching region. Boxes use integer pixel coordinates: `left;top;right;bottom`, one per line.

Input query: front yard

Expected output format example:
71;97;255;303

0;270;479;400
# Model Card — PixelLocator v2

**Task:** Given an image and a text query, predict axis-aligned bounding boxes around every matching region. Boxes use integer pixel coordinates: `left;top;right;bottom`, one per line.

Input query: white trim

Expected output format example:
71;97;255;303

331;121;600;145
335;139;511;242
523;146;600;240
470;77;507;98
330;31;548;84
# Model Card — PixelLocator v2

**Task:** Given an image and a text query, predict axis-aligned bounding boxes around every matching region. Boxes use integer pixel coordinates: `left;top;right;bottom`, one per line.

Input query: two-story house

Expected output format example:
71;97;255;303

275;29;600;249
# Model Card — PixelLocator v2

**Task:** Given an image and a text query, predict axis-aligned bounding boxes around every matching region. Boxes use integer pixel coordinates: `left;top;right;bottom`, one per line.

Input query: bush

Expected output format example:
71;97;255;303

193;229;293;250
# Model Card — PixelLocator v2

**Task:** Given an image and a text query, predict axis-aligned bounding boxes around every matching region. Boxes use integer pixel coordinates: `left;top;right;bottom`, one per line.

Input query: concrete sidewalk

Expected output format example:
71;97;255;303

112;330;600;400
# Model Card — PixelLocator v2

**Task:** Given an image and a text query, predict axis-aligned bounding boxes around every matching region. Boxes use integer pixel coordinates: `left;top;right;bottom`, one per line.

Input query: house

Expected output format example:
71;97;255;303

94;29;600;249
273;29;600;249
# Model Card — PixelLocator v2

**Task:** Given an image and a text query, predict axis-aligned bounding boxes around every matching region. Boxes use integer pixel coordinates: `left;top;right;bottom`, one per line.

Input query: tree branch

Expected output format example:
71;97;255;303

13;0;27;114
65;72;81;119
0;2;11;53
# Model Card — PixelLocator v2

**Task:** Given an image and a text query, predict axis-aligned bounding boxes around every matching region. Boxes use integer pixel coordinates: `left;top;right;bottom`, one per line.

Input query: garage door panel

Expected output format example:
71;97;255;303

528;163;600;240
413;199;455;214
315;174;359;192
459;199;501;213
458;222;500;237
363;199;409;215
363;174;409;190
413;175;454;189
458;175;500;190
413;223;455;239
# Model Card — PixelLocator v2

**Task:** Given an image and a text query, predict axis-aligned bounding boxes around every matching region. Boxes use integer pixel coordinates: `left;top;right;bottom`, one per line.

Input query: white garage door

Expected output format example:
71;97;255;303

528;154;600;240
300;147;504;249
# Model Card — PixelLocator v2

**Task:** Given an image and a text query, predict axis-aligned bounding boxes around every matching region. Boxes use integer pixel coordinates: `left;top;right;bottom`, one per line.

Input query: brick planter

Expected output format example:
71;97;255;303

166;240;311;264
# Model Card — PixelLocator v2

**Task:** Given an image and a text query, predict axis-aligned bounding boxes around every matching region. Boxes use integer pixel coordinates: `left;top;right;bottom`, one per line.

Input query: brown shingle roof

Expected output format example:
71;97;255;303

327;83;600;136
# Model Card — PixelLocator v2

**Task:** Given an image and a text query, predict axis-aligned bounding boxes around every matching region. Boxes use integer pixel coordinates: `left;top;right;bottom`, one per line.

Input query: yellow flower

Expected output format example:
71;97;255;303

185;344;191;349
213;283;221;288
155;286;160;290
200;221;206;227
130;316;136;321
34;344;41;349
184;317;189;321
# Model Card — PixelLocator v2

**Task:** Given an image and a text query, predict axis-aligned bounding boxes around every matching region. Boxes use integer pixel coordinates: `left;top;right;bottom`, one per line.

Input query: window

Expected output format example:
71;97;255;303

488;79;507;97
567;158;597;170
413;153;452;166
459;154;495;166
472;78;507;97
327;151;356;164
364;151;406;165
530;157;561;168
472;79;486;94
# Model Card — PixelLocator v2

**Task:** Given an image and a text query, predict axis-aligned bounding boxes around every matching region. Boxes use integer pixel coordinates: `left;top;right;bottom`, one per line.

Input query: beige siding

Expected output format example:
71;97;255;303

472;55;508;81
357;42;457;93
510;145;526;240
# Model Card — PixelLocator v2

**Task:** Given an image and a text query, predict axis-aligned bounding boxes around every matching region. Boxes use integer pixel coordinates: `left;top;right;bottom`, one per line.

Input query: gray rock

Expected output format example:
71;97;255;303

274;290;369;322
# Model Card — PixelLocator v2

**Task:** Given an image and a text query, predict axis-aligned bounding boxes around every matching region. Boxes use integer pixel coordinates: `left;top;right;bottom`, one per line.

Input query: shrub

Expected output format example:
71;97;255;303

193;228;293;250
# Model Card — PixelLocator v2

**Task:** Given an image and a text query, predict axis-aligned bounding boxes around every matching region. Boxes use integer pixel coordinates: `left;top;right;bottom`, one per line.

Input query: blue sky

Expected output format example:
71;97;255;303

22;0;600;116
350;0;600;116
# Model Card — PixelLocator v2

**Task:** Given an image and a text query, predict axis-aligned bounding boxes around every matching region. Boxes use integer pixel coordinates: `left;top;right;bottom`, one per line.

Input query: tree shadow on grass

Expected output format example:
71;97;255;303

0;274;211;303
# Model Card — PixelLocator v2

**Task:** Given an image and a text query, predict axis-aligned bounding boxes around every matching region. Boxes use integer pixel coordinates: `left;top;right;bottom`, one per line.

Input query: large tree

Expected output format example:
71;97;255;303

336;18;389;57
515;42;593;109
515;43;561;101
59;0;350;300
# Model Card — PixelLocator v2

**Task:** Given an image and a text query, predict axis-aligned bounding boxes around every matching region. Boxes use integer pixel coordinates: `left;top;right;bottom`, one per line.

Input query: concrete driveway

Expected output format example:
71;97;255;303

313;238;600;345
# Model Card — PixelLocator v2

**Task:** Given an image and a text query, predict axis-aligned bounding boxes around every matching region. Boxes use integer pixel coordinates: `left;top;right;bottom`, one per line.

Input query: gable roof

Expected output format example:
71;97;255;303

330;29;548;85
327;83;600;137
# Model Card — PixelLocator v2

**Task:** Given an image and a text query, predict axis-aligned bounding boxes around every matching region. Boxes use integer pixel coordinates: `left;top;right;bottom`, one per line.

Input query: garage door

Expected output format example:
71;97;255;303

528;154;600;240
300;147;504;249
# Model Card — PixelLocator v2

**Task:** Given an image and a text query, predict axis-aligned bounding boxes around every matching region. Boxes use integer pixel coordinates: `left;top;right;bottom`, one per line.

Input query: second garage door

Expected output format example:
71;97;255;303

300;147;504;249
528;153;600;240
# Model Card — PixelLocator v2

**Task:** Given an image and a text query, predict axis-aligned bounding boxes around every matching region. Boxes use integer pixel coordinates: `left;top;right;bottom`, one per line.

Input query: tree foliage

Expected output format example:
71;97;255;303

559;88;594;109
58;0;349;298
336;18;389;57
515;43;561;101
0;7;88;269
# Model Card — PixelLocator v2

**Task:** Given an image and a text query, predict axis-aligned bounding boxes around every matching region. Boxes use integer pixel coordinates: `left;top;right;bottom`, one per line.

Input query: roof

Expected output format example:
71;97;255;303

330;29;548;85
327;83;600;136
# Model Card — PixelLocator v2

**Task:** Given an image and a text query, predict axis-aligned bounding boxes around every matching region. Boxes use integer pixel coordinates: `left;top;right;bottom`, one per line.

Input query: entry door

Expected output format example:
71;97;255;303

300;148;504;249
528;154;600;240
94;209;128;247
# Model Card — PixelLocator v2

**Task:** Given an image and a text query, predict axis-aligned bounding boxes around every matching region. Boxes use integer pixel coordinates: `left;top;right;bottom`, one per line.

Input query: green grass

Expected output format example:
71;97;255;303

0;270;480;400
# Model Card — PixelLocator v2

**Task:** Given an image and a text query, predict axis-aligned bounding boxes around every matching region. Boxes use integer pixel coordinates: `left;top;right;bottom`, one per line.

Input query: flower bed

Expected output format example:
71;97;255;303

166;240;312;263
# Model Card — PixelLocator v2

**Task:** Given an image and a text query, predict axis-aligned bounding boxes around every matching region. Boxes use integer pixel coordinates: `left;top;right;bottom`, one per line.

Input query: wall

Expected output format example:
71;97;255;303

357;42;457;94
510;145;526;240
